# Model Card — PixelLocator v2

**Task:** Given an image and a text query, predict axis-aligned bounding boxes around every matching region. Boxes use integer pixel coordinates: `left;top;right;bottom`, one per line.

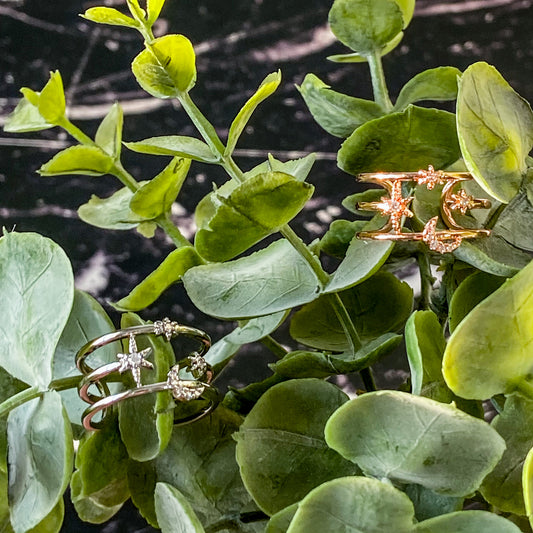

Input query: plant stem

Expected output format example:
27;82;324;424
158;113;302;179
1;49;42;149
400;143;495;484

111;159;141;192
417;251;436;311
367;51;394;112
0;375;82;419
155;213;193;249
57;116;97;147
260;335;289;359
360;367;377;392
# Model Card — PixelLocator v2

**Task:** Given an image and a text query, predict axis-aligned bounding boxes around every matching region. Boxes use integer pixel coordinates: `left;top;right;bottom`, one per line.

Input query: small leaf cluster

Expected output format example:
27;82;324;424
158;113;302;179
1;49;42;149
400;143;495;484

2;0;533;531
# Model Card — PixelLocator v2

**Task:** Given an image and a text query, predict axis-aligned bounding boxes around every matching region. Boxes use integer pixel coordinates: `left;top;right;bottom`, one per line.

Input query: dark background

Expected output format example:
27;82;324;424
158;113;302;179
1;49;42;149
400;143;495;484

1;0;532;531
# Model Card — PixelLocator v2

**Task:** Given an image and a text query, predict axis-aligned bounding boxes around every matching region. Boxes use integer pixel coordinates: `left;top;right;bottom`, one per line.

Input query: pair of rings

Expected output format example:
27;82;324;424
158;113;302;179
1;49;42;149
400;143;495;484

76;318;219;431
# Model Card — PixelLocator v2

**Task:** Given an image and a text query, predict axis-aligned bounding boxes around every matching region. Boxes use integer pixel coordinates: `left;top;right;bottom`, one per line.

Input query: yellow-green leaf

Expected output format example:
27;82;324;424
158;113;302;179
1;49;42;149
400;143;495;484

37;70;66;124
39;145;114;176
81;7;138;28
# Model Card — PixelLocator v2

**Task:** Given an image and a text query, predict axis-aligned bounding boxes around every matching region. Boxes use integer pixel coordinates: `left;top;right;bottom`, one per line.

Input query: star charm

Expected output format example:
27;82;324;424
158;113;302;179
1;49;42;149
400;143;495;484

117;333;154;387
416;165;447;190
448;188;479;215
373;180;414;233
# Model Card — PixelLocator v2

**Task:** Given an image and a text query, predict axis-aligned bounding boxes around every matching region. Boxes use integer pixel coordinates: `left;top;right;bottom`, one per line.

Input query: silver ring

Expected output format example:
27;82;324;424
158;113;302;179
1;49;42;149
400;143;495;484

81;365;220;431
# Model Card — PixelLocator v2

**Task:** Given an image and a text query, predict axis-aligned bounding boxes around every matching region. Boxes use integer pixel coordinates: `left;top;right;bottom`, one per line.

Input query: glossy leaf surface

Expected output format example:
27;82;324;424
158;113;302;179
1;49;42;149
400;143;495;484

325;391;505;495
235;379;358;515
154;483;205;533
443;259;533;399
125;135;217;163
0;231;73;388
265;504;298;533
195;172;314;262
287;476;414;533
338;106;460;175
413;511;521;533
457;62;533;203
523;445;533;530
298;73;383;138
82;7;138;28
35;70;66;124
132;34;196;97
147;0;166;24
183;240;320;319
39;145;114;177
7;392;73;533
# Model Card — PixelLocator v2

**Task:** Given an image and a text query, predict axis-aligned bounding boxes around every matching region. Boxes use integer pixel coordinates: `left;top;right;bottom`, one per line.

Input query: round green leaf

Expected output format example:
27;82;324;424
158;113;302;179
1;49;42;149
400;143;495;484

235;379;359;515
287;476;415;533
132;34;196;97
328;0;404;56
443;259;533;399
523;445;533;530
0;232;74;388
154;483;205;533
481;394;533;514
7;391;73;533
291;271;412;351
266;503;298;533
183;239;321;319
457;62;533;203
414;510;521;533
338;106;460;175
325;390;505;496
448;271;506;333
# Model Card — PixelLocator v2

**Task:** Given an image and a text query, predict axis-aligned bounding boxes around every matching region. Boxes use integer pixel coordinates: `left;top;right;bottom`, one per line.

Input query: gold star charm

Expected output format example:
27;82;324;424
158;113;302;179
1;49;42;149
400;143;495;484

415;165;447;190
117;333;154;387
373;180;414;233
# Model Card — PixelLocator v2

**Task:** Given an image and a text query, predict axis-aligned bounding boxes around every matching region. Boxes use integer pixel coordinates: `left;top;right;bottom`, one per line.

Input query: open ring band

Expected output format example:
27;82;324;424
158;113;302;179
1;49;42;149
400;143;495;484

76;319;211;376
81;374;220;431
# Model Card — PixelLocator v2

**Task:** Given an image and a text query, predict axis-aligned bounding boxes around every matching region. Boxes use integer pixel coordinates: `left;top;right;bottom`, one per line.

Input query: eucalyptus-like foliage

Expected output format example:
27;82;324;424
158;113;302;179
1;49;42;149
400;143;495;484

2;0;533;531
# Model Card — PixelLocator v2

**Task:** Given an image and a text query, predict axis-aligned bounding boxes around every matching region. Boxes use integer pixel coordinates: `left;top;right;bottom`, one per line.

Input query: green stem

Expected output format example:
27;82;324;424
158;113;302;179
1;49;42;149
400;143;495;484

155;213;194;249
111;160;141;192
57;116;97;147
0;375;82;419
260;335;289;359
367;51;393;112
360;367;377;392
417;251;436;311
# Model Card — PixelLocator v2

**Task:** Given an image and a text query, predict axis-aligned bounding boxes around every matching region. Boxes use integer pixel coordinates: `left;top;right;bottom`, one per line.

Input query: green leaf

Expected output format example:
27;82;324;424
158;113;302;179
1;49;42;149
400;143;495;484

52;289;116;433
298;73;383;138
0;231;73;388
7;391;73;533
453;234;532;277
319;220;365;259
244;153;316;182
118;313;174;462
132;34;196;97
125;135;217;163
130;157;191;218
154;483;206;533
394;67;462;111
523;445;533;530
328;0;404;56
114;246;202;312
494;191;533;251
182;239;320;319
338;106;461;175
129;407;261;531
448;271;506;333
270;333;402;378
226;71;281;156
325;390;506;496
37;70;66;125
71;415;130;523
325;235;392;293
287;476;415;533
235;379;359;515
404;484;462;522
147;0;166;24
39;145;114;177
405;310;447;396
266;506;298;533
413;510;522;533
457;62;533;203
443;259;533;399
82;6;138;28
327;31;404;62
207;311;288;373
78;185;151;230
3;95;54;133
95;102;124;158
480;394;533;514
195;172;314;262
291;272;412;351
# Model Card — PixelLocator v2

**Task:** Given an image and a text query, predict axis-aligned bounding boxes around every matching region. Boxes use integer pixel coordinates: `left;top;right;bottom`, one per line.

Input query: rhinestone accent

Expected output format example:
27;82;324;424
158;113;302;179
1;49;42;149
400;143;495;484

422;217;462;253
167;366;205;402
154;317;178;341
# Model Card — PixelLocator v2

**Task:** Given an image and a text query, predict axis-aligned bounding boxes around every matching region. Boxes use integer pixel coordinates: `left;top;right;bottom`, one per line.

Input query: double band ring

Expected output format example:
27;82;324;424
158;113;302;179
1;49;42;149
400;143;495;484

75;318;218;431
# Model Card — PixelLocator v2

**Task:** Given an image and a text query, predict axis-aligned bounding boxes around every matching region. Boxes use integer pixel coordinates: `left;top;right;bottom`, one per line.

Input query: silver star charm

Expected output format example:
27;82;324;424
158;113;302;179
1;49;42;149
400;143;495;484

117;333;154;387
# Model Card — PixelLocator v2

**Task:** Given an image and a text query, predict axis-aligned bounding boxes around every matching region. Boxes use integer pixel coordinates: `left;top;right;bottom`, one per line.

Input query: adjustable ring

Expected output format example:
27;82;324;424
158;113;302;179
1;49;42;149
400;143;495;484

81;365;220;431
76;317;211;391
